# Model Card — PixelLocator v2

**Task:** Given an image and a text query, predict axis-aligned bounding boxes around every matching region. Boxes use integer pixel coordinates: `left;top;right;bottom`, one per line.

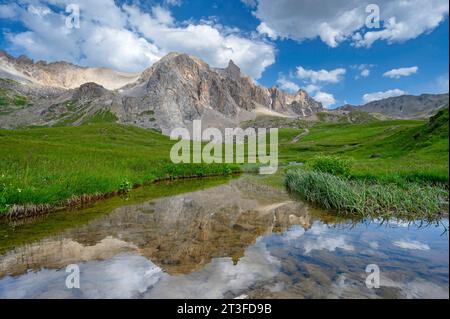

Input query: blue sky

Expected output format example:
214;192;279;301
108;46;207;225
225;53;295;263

0;0;448;107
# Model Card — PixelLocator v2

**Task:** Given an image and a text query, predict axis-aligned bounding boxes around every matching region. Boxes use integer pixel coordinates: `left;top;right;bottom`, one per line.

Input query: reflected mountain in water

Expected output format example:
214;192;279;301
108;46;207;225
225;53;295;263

0;177;448;299
0;178;315;277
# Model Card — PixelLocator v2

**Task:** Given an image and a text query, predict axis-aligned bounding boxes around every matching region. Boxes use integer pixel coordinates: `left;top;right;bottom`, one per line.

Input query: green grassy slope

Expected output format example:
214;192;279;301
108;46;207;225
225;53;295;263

0;108;448;215
279;109;449;184
0;123;238;214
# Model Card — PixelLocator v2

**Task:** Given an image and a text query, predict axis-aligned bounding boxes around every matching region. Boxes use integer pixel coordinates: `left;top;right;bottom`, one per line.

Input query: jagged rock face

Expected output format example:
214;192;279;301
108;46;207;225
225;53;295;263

0;51;324;133
72;82;108;101
118;53;323;133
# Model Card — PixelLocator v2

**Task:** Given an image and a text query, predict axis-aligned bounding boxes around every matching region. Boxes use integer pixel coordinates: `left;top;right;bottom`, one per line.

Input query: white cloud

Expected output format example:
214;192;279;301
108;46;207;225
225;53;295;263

276;76;299;93
352;64;374;79
393;240;430;251
292;66;343;108
363;89;406;103
257;22;278;40
165;0;183;6
296;66;346;84
313;91;336;108
303;235;354;254
303;84;320;94
360;68;370;78
1;1;275;79
249;0;449;48
302;224;354;254
0;4;19;19
383;66;419;79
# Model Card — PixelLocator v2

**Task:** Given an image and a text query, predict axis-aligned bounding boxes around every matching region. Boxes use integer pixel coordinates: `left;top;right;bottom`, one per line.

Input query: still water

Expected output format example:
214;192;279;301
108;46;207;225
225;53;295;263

0;176;448;299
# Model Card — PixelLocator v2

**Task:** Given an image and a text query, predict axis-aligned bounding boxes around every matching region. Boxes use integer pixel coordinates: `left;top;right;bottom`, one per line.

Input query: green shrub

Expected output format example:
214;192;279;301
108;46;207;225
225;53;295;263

309;155;353;176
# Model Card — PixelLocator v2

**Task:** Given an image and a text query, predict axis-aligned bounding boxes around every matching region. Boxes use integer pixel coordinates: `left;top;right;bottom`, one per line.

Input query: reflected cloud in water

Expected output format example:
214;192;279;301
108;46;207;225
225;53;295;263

0;177;448;299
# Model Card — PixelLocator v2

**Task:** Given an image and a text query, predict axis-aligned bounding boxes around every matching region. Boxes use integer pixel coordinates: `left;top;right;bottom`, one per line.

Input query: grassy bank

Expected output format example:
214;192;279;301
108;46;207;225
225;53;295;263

0;176;235;254
285;170;448;219
282;108;449;218
0;123;239;215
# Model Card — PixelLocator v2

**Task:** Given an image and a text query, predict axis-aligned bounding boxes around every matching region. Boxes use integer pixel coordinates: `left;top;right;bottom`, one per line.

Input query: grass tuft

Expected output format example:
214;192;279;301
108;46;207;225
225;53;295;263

285;169;448;219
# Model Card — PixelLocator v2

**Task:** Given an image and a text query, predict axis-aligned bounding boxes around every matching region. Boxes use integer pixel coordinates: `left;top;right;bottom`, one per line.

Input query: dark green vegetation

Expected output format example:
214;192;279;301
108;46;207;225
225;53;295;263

0;124;239;214
283;107;449;217
309;155;352;177
278;107;449;184
0;81;32;115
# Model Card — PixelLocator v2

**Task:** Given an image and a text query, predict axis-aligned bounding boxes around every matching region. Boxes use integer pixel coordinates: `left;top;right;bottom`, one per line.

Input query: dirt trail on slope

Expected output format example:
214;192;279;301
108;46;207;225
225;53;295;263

291;128;310;143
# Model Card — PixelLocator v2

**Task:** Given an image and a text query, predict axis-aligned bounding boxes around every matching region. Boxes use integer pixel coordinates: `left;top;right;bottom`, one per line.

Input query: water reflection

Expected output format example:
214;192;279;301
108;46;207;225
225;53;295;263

0;177;448;299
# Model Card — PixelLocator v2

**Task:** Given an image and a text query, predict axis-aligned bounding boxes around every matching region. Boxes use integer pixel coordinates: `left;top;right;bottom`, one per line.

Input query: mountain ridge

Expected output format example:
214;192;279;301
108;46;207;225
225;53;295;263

0;51;323;133
336;93;449;119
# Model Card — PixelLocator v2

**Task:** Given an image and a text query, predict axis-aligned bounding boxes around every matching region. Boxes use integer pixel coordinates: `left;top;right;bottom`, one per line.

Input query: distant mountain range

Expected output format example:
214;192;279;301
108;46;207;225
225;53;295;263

337;93;449;119
0;50;448;133
0;51;322;133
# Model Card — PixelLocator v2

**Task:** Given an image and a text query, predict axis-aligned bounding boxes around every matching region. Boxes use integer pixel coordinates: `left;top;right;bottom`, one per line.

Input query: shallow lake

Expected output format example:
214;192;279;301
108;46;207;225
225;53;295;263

0;176;448;299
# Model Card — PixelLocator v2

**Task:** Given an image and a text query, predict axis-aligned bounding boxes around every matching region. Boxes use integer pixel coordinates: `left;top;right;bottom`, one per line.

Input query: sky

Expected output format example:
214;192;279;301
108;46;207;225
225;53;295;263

0;0;448;108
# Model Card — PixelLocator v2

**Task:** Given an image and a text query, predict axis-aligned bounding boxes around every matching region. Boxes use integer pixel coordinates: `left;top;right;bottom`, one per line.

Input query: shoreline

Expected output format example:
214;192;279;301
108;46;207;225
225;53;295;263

1;172;241;222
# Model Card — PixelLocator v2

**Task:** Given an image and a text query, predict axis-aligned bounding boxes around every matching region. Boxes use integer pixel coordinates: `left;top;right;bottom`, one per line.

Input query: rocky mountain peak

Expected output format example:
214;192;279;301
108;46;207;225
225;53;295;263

225;59;241;80
0;51;324;133
16;55;34;65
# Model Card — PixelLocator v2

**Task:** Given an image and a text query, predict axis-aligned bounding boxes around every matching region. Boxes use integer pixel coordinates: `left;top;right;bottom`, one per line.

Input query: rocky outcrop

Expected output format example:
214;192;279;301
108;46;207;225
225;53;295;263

0;50;139;90
116;53;323;133
0;51;324;133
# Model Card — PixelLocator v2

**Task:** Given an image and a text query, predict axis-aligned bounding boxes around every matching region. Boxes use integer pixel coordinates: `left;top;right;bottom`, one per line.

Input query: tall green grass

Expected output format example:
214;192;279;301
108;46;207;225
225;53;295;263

0;124;239;214
285;169;448;219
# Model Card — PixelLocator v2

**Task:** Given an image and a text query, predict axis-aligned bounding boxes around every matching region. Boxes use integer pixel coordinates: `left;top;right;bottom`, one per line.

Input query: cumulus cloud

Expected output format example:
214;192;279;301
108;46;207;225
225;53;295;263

296;66;346;84
291;66;343;108
363;89;406;103
249;0;449;47
276;75;336;108
383;66;419;79
0;0;275;78
276;76;299;93
257;22;278;40
313;91;336;109
303;84;320;94
352;64;374;79
0;3;20;18
360;69;370;78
